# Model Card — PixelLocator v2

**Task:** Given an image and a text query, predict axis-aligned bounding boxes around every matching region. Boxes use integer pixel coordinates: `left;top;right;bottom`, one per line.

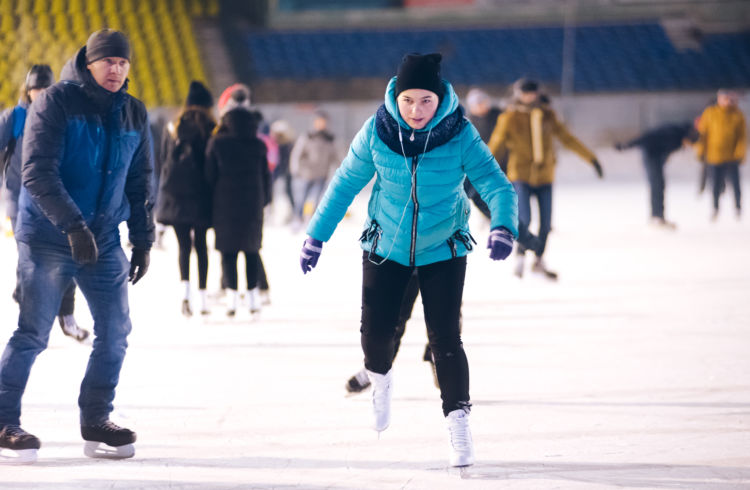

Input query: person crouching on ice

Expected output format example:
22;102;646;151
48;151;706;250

299;53;518;468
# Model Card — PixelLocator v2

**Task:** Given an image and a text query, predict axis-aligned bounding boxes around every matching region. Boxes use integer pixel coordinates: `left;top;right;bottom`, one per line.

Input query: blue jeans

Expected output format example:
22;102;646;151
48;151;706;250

292;177;327;220
708;161;742;212
513;181;552;257
0;241;132;426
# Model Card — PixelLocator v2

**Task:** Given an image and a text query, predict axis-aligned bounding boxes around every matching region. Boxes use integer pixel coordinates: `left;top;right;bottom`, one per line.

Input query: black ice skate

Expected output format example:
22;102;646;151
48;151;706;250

345;368;371;394
531;258;558;281
58;315;90;342
0;424;41;464
81;420;136;459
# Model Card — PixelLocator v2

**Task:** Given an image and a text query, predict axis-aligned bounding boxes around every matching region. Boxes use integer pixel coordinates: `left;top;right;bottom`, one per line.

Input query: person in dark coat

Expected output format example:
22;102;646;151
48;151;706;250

1;64;90;343
155;81;215;316
0;29;153;463
463;88;504;220
205;107;271;317
615;122;699;228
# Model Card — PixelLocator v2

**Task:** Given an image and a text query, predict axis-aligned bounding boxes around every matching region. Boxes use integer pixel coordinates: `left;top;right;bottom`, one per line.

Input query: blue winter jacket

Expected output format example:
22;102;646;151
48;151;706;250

0;101;28;223
307;78;518;267
16;46;155;251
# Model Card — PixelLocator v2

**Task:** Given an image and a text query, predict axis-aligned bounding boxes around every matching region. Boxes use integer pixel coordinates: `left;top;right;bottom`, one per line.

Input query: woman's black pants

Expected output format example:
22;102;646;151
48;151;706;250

361;252;470;416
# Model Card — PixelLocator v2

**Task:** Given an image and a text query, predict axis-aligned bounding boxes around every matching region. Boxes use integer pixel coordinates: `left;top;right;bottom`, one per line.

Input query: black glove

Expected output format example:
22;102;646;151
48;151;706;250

129;248;150;284
592;159;604;178
67;224;98;264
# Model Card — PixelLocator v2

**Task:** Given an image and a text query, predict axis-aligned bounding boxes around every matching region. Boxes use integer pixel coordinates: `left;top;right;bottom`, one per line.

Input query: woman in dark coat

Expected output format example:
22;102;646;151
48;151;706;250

155;81;215;316
205;107;271;317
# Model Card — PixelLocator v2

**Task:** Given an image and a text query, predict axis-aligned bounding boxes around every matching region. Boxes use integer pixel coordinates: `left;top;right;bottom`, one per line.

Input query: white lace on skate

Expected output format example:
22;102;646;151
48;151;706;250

366;369;392;433
446;408;475;467
0;447;38;465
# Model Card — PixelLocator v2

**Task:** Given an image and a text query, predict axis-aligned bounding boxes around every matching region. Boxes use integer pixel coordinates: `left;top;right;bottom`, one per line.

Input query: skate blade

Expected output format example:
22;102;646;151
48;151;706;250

83;441;135;459
0;448;38;465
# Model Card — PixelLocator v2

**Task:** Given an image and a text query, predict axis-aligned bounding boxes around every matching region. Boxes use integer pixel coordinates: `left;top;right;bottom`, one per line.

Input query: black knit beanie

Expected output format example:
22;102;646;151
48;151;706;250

85;29;131;63
25;64;55;90
185;81;213;108
396;53;444;99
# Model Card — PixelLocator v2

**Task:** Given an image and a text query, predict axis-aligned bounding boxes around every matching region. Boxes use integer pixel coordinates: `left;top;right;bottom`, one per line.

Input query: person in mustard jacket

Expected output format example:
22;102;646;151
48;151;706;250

488;79;603;280
695;89;746;220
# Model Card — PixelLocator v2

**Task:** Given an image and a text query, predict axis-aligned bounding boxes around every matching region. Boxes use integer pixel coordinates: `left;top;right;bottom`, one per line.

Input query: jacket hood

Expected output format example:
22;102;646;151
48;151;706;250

383;76;458;132
218;108;262;139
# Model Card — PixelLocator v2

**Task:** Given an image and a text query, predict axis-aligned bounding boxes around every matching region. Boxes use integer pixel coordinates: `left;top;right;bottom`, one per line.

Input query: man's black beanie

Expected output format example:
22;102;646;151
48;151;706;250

395;53;444;100
85;29;131;63
185;81;213;108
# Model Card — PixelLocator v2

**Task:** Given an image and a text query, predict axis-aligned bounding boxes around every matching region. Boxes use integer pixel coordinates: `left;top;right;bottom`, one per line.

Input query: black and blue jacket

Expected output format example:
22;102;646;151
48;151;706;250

17;46;155;250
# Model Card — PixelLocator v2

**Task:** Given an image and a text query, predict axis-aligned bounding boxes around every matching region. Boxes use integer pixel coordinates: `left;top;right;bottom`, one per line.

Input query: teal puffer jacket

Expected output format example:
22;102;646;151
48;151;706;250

307;78;518;267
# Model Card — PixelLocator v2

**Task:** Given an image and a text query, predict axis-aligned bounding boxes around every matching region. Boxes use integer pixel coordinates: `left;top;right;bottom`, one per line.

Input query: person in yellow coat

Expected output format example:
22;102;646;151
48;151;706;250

695;89;746;220
488;79;603;280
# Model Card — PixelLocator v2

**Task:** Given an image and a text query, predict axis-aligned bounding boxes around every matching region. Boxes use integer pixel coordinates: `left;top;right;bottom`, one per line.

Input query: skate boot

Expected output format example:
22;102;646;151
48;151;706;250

198;290;210;316
531;257;558;281
248;288;261;315
446;408;475;467
345;368;371;394
227;290;238;317
58;315;90;342
181;281;193;317
259;288;271;306
181;299;193;317
366;369;393;433
81;420;136;459
0;424;41;464
649;217;677;230
513;254;525;278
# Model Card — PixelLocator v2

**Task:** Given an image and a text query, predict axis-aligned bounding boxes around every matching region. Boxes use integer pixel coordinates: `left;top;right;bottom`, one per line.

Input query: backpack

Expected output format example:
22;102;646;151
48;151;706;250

1;105;27;180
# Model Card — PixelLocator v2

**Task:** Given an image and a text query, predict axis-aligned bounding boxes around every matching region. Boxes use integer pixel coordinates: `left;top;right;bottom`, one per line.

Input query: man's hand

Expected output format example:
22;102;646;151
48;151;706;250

67;225;98;264
129;248;150;284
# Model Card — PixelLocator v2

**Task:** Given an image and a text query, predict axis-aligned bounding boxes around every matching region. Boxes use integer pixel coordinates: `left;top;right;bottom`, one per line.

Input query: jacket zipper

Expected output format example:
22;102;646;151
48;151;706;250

410;155;419;266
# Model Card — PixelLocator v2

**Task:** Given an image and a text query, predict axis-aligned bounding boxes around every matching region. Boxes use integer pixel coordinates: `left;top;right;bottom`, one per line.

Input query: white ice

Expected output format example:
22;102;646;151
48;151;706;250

0;150;748;489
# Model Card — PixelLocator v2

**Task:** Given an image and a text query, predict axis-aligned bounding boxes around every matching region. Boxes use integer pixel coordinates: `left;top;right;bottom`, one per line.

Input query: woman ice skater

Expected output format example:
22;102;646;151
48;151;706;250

299;53;518;467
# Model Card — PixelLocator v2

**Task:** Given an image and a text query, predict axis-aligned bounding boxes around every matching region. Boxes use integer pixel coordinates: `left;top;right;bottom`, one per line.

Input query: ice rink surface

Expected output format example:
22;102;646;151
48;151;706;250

0;154;748;489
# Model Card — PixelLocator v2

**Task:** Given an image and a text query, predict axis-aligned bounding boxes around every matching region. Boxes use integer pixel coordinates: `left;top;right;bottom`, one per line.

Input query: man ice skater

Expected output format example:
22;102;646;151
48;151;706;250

0;28;153;464
615;122;700;228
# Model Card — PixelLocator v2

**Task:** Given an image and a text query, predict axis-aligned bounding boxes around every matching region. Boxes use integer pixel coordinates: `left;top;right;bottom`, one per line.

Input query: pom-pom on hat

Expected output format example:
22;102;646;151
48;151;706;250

395;53;444;100
218;83;252;116
185;81;213;108
85;29;131;63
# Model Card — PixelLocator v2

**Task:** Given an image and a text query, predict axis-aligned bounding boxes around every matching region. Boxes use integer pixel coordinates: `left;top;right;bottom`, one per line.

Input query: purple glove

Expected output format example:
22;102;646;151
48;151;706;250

487;226;514;261
300;237;323;274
